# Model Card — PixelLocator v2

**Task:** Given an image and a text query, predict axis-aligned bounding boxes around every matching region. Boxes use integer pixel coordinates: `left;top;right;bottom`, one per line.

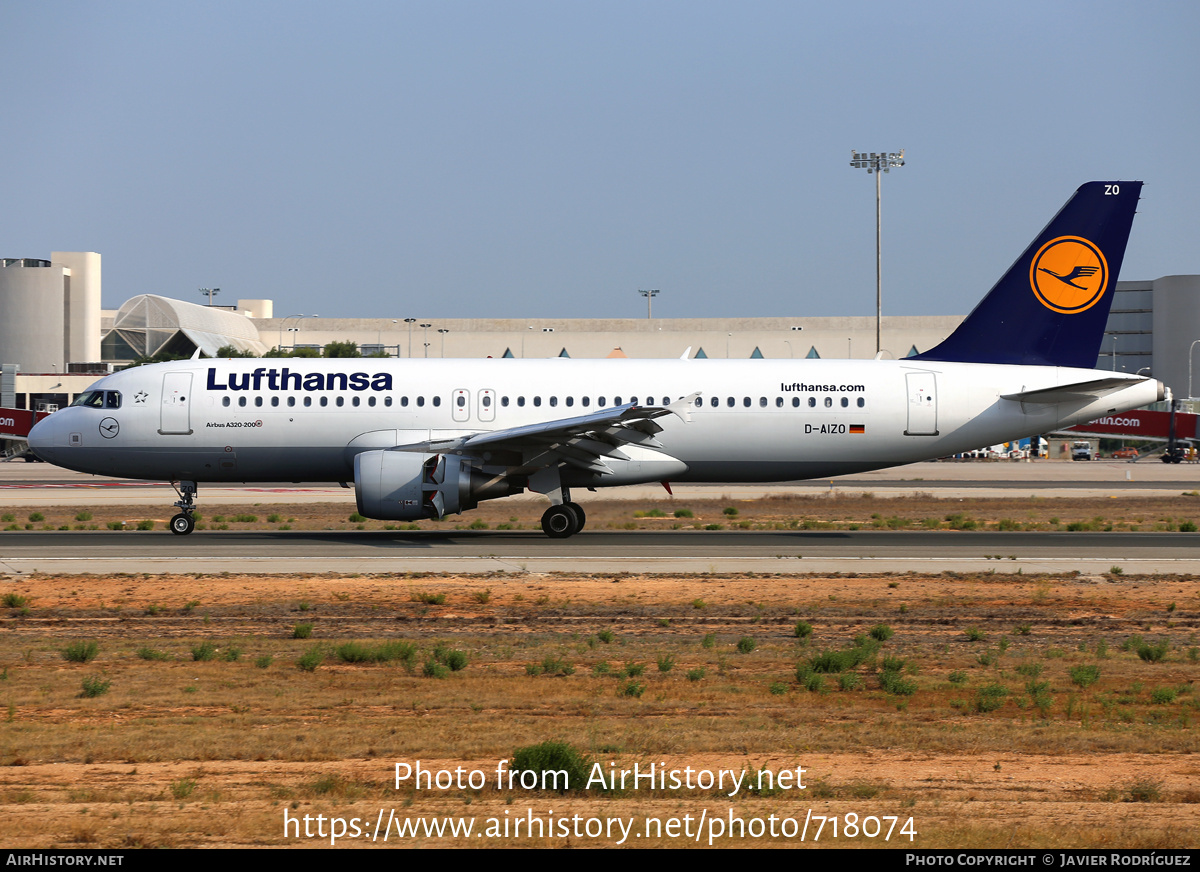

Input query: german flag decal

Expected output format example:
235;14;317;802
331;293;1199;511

850;424;865;434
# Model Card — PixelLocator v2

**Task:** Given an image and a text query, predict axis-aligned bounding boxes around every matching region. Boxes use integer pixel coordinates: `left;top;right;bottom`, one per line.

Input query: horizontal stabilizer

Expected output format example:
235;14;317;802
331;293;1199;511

1001;377;1150;405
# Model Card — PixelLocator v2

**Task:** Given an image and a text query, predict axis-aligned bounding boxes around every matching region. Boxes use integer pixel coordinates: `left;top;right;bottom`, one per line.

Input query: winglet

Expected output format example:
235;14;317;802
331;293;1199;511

666;392;700;423
912;182;1142;368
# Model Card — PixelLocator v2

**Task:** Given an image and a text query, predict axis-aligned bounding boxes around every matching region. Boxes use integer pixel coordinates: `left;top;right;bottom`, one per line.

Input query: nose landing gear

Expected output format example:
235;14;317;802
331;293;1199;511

170;480;198;536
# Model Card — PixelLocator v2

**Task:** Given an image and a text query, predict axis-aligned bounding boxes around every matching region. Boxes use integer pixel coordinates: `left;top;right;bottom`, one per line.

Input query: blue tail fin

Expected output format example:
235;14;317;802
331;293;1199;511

912;181;1142;368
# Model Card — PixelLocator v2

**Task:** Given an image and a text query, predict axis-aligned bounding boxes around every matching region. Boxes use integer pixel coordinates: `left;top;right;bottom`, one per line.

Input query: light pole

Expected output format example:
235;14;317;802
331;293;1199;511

783;339;794;359
279;314;305;350
378;319;397;354
438;328;449;357
283;315;318;351
404;318;416;358
850;150;904;355
639;289;660;319
1109;334;1118;371
199;288;220;306
420;323;431;358
1189;339;1200;399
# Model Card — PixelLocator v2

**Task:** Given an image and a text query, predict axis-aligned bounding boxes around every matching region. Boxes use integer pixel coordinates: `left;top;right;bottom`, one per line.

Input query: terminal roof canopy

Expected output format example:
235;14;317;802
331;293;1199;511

102;295;268;360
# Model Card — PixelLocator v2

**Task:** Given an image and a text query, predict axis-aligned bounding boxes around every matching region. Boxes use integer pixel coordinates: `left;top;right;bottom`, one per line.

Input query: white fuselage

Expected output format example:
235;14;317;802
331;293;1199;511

28;357;1161;486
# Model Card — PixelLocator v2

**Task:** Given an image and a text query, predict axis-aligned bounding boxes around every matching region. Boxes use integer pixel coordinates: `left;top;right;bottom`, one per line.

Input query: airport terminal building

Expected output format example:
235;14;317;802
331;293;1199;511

2;252;1199;414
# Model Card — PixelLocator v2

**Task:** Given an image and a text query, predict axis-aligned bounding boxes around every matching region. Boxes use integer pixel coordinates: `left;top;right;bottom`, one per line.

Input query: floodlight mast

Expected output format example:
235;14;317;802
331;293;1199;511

850;150;905;355
638;288;660;319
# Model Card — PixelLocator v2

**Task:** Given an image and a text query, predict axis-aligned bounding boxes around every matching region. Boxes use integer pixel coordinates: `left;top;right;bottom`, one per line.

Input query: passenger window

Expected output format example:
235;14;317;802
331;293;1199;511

792;397;800;408
417;397;425;407
501;396;509;407
582;397;590;407
775;397;783;407
255;396;263;407
271;397;279;407
614;396;622;405
352;397;360;407
857;397;865;408
597;397;606;407
824;397;832;408
841;397;849;407
517;396;525;407
808;397;816;407
565;397;573;407
482;395;492;408
288;396;296;407
384;396;392;407
304;397;312;407
238;397;247;407
366;396;374;407
222;397;230;407
534;397;541;407
710;397;718;407
759;397;767;407
695;397;703;407
336;397;344;407
727;397;735;407
456;395;465;407
401;396;408;407
550;396;558;407
320;396;328;407
433;397;441;407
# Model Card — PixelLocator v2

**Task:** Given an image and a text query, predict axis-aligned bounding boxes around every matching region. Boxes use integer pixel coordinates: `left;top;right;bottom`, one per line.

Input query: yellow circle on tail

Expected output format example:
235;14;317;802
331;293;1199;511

1029;236;1109;314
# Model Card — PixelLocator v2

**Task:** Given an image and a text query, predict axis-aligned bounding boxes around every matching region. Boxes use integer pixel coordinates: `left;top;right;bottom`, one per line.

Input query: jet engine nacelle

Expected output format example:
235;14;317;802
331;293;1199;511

353;450;519;521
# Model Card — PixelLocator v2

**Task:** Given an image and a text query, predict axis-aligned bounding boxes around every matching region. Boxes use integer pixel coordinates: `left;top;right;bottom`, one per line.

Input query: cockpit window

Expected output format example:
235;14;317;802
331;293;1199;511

71;390;121;409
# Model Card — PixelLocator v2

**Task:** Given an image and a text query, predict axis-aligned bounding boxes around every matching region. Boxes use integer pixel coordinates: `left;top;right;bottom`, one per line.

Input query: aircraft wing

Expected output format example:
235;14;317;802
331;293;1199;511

1000;377;1148;405
392;396;696;476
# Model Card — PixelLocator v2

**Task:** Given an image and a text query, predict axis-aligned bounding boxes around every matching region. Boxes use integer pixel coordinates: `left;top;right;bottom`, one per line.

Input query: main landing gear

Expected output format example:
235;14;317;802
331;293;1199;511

540;501;586;538
170;480;198;536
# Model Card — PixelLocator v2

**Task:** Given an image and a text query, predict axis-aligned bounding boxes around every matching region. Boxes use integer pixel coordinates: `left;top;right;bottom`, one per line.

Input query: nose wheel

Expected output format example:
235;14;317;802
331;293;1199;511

169;480;198;536
541;502;585;538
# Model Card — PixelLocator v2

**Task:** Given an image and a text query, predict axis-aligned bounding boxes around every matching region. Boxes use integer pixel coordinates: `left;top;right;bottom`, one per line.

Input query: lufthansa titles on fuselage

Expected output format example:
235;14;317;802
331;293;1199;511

205;367;393;392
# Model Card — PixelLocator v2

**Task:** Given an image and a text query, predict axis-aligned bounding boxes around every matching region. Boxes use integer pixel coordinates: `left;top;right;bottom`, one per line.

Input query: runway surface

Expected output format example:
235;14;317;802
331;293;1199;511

3;528;1199;575
4;459;1199;574
1;457;1198;507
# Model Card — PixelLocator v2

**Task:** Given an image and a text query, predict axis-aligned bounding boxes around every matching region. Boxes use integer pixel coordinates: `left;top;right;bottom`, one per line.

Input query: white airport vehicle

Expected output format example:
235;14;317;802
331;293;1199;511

28;182;1161;537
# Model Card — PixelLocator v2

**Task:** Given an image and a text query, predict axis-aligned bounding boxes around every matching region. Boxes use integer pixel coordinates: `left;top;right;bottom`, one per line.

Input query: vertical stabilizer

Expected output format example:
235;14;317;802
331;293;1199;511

913;181;1142;367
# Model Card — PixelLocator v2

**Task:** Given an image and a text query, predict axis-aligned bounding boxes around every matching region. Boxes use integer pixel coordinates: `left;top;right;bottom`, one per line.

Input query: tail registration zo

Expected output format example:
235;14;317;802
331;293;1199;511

29;182;1160;537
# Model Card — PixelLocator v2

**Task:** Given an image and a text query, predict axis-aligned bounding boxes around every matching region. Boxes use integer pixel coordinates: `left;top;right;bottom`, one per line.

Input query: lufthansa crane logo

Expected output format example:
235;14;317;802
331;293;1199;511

1029;236;1109;314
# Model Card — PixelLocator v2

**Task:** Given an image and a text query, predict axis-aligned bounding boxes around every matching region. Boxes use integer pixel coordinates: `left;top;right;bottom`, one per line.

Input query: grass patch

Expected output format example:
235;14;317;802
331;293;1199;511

79;675;111;698
62;641;100;663
510;741;593;794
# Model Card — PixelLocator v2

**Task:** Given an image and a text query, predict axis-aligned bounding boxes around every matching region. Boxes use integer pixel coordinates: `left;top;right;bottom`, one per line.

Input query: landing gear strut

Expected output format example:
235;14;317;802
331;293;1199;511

170;481;198;536
540;501;586;538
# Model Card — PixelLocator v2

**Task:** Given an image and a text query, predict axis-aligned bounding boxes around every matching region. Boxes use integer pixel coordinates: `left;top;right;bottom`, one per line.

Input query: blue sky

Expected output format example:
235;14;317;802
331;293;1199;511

3;1;1197;319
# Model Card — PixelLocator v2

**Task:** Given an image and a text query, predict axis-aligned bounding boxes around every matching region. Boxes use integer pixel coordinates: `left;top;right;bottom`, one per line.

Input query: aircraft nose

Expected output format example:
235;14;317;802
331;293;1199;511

27;413;64;463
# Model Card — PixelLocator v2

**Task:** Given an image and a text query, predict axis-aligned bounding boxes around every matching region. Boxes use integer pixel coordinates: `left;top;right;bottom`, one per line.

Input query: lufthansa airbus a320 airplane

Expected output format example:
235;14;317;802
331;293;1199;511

29;182;1161;537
